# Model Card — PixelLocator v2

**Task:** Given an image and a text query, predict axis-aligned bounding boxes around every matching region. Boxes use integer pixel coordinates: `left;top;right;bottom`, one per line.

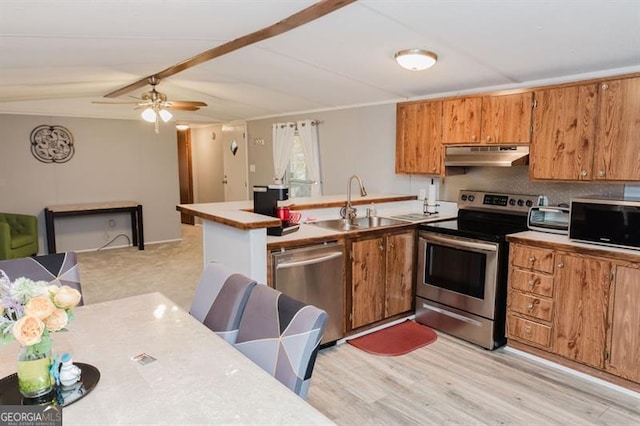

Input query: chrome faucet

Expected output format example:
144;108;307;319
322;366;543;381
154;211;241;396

341;175;367;221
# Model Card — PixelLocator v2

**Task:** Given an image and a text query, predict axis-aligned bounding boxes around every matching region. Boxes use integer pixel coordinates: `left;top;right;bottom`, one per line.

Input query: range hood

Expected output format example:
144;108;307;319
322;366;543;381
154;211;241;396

444;145;529;167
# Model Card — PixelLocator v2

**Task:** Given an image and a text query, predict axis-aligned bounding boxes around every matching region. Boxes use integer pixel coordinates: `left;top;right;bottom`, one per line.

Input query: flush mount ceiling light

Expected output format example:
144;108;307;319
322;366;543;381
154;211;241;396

394;49;438;71
176;124;190;131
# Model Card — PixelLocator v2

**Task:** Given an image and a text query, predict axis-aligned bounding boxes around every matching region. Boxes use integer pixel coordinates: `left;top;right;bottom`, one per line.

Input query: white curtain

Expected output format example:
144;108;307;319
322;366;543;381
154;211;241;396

272;122;295;184
296;119;322;196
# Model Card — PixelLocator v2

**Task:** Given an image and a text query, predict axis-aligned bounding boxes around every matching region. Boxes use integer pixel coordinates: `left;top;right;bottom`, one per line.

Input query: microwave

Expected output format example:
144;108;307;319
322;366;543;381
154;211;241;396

569;196;640;250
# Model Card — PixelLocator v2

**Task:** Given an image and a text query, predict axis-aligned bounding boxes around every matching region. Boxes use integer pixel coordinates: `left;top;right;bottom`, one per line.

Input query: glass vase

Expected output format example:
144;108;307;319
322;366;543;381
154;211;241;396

16;336;53;398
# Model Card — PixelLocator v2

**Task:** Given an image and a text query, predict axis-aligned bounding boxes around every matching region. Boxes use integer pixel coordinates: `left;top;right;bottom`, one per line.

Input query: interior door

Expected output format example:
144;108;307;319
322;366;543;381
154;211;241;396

177;129;195;225
221;123;249;201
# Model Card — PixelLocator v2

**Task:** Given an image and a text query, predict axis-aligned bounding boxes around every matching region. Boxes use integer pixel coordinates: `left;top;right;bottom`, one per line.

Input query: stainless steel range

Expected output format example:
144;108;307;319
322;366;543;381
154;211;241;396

416;190;539;350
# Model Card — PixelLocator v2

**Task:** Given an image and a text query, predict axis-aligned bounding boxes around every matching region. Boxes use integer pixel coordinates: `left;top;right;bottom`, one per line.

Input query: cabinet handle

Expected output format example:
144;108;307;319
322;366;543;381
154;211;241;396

528;256;536;263
471;135;477;141
389;242;395;249
486;135;492;142
379;244;384;252
528;279;535;287
527;303;534;311
525;325;532;334
557;262;564;269
601;83;609;90
432;166;437;172
598;170;605;177
580;170;588;177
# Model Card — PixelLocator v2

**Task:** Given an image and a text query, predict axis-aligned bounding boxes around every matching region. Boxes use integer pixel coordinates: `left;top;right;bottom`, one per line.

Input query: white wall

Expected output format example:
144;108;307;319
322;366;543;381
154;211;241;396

246;103;625;205
247;104;419;196
0;114;181;253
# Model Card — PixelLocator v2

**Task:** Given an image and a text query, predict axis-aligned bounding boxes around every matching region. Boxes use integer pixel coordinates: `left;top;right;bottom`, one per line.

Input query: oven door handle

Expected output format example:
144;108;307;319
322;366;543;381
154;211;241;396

422;234;497;253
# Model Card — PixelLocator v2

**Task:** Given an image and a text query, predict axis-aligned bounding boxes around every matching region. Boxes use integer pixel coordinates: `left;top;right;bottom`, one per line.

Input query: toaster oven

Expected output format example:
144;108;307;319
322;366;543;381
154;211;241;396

527;206;569;234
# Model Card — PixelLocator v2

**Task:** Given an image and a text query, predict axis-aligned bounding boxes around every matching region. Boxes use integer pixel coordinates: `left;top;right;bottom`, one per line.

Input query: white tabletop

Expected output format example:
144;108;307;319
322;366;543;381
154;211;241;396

0;292;333;425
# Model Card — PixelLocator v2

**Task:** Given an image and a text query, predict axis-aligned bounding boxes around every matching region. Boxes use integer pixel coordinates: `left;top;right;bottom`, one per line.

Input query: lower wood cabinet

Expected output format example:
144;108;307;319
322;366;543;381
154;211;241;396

507;240;640;387
350;229;414;330
551;253;610;369
606;264;640;383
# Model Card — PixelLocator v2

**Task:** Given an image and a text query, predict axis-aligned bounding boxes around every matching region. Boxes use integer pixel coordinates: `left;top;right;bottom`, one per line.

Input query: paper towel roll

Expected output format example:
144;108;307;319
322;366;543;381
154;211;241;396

426;183;437;213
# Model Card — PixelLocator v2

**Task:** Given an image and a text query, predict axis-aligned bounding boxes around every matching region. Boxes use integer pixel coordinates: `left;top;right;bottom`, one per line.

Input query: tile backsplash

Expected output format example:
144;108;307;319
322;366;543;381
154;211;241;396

441;166;624;206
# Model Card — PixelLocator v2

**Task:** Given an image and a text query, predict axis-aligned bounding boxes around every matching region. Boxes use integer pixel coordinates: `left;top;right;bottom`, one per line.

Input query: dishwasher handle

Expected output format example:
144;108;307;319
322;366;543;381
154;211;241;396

275;251;343;269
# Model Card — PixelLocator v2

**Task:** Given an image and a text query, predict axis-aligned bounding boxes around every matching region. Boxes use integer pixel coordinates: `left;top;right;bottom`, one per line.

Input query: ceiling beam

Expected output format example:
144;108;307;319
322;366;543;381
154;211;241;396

105;0;357;98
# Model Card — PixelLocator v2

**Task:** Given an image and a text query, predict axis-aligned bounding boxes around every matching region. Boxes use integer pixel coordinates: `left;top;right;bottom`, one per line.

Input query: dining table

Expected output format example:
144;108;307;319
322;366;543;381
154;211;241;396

0;292;334;425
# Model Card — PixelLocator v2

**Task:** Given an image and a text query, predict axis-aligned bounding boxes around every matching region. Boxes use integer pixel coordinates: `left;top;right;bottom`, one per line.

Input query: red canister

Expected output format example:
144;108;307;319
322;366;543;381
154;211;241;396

275;206;290;221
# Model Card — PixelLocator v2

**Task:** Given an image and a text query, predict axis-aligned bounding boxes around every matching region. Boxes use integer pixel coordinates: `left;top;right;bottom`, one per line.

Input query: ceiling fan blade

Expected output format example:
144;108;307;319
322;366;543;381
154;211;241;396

92;101;141;105
166;105;200;111
104;0;356;98
168;101;208;107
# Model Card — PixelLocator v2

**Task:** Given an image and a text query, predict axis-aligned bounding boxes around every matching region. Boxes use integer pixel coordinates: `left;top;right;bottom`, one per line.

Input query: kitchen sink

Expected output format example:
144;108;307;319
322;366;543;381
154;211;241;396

309;216;408;232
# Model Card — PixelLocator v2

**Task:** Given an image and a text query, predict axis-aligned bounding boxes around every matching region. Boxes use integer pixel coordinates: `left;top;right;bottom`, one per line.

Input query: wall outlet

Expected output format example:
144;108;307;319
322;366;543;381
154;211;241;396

418;189;427;200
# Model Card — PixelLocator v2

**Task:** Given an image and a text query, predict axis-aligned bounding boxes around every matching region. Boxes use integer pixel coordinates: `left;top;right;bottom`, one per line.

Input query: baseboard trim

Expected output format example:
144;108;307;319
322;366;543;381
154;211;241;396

504;345;640;398
71;238;183;254
336;314;416;346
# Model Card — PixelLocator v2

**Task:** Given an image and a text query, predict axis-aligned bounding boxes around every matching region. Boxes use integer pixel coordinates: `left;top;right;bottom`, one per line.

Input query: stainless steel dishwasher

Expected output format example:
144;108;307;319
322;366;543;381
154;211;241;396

272;242;344;344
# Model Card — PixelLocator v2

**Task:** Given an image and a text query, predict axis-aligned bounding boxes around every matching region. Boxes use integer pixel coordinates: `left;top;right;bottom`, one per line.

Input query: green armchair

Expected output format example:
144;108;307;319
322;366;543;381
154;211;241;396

0;213;39;260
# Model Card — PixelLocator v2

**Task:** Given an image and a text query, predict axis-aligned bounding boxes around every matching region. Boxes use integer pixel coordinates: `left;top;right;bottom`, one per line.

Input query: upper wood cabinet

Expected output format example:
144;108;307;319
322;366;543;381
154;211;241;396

442;92;533;144
442;97;482;143
593;77;640;181
395;101;443;175
531;76;640;181
530;83;598;180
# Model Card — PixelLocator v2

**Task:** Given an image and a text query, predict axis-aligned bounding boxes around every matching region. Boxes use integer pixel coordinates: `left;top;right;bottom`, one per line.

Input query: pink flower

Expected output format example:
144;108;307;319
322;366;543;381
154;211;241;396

43;308;68;332
51;286;81;310
24;296;55;320
12;315;45;346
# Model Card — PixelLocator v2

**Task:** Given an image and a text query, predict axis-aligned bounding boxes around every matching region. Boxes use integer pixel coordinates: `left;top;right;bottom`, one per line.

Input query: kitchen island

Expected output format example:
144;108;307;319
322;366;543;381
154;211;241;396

177;193;452;283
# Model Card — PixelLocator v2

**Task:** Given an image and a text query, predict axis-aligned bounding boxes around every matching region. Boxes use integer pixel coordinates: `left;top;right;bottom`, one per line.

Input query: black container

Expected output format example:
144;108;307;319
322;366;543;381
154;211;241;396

253;185;288;217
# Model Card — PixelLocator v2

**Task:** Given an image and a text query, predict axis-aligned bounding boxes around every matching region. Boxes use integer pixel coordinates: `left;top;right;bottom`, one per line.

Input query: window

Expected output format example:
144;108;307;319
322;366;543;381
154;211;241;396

287;134;313;198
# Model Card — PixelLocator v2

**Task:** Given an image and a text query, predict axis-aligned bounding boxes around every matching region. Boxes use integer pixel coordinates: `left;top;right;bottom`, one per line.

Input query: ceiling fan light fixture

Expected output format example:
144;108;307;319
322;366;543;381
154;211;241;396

158;109;173;122
141;107;157;123
394;49;438;71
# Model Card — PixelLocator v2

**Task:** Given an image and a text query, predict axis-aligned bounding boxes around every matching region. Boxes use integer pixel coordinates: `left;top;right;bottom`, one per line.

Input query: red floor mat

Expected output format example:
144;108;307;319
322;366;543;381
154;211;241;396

347;320;437;356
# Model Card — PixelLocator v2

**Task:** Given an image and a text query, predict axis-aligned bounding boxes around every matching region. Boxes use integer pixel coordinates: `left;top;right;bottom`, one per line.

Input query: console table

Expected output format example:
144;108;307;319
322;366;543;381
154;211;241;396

44;201;144;254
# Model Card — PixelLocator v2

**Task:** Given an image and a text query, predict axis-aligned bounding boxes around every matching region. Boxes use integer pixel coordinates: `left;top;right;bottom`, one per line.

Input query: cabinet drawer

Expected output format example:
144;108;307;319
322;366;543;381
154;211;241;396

510;269;554;297
507;314;551;348
511;245;555;274
508;290;553;322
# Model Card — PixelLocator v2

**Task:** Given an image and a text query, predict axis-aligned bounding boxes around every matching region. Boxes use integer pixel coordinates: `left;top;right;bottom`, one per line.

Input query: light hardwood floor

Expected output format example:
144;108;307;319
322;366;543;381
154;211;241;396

77;225;639;425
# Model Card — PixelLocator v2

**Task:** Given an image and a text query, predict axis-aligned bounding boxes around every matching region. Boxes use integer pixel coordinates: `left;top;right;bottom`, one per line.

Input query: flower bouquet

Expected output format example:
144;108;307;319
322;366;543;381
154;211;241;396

0;272;82;398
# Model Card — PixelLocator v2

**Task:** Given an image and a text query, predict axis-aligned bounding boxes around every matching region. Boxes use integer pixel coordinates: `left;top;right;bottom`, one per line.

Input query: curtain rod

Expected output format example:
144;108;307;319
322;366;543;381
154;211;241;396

277;120;323;129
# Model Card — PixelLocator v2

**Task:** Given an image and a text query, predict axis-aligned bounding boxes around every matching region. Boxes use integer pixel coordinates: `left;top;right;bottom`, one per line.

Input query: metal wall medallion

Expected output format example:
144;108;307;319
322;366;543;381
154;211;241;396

30;125;75;163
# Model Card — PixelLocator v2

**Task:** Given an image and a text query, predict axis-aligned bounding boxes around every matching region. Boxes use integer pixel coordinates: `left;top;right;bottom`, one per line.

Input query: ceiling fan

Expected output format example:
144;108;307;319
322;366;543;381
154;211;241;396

93;77;207;133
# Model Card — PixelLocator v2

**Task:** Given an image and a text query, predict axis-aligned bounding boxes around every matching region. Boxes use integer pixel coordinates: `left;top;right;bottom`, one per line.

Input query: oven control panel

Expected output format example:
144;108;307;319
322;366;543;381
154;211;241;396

459;190;540;213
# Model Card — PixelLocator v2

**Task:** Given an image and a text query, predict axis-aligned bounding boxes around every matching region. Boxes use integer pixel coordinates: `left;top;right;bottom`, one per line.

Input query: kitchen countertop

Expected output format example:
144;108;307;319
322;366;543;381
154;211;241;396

177;193;417;230
267;210;458;250
507;231;640;262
